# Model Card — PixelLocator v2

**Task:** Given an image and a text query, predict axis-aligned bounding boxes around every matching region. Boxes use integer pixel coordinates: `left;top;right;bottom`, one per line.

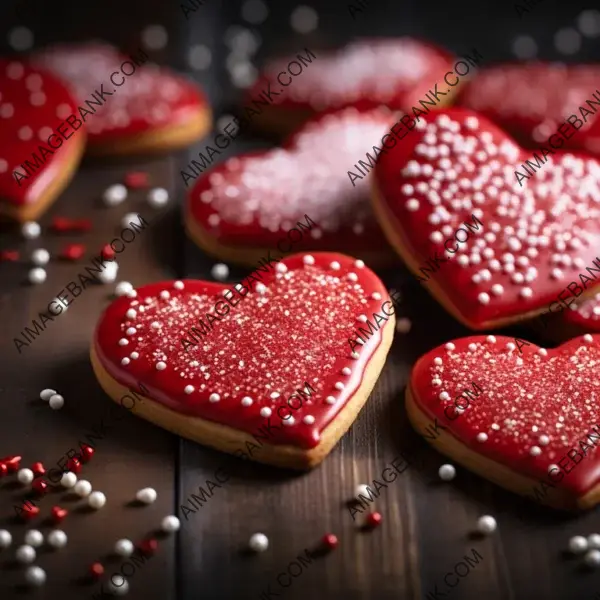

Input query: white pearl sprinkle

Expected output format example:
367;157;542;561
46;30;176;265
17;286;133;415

88;491;107;509
588;534;600;550
406;199;420;211
60;472;77;488
282;416;295;426
161;515;180;533
107;576;129;596
211;263;229;281
156;361;167;370
209;393;220;403
31;248;50;265
121;357;131;366
121;212;140;229
476;433;488;443
260;407;272;418
439;391;450;401
249;532;269;552
476;515;497;535
25;565;46;587
371;292;382;300
136;487;157;504
351;352;359;359
355;484;371;498
21;221;41;239
28;267;46;284
103;184;127;206
330;261;340;270
114;538;134;557
584;549;600;568
0;530;12;549
126;327;136;336
160;290;170;300
40;388;57;401
174;280;184;290
275;263;288;273
47;529;68;549
539;435;550;446
74;480;92;498
125;309;136;320
584;334;594;343
342;367;351;376
303;255;315;265
184;385;194;394
445;343;455;351
491;284;504;296
147;187;169;208
347;272;358;282
24;530;43;547
49;394;64;410
303;415;315;425
569;535;589;554
98;261;119;284
325;396;336;404
478;292;490;304
334;382;345;390
115;281;134;296
438;464;456;481
530;446;542;456
17;468;34;485
241;396;253;406
520;287;533;298
16;545;36;564
486;335;497;343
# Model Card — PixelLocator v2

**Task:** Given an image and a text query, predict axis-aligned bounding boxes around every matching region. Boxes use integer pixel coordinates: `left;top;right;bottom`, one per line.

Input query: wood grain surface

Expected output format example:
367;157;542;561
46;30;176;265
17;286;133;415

1;0;599;598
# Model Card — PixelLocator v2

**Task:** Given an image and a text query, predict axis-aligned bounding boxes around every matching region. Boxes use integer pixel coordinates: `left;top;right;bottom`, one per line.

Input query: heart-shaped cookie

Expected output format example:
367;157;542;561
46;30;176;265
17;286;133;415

186;108;396;266
558;292;600;335
373;107;600;329
407;334;600;510
33;43;211;156
90;253;395;469
0;58;85;222
459;63;600;154
246;38;455;136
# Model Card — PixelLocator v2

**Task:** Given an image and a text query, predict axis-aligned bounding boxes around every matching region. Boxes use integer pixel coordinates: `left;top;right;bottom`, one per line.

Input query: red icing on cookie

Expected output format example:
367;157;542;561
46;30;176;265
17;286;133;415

247;38;454;115
561;292;600;331
410;334;600;498
0;59;82;207
33;43;208;145
374;107;600;329
93;253;392;449
459;64;600;154
188;108;394;253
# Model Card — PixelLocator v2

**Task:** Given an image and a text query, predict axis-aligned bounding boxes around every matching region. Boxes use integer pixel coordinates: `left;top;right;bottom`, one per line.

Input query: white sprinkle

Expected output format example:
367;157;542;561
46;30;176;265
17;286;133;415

209;393;220;403
478;292;490;305
115;281;134;296
119;338;129;346
584;334;594;343
28;267;46;285
126;327;136;336
325;396;336;405
569;535;589;554
476;433;488;443
539;435;550;446
121;358;131;366
174;280;184;290
260;407;272;418
334;382;345;391
282;416;295;426
60;472;77;488
486;335;496;343
156;361;167;371
160;291;170;300
49;394;64;410
74;480;92;497
17;469;34;485
88;491;107;510
161;515;180;533
241;396;253;406
290;5;318;33
211;263;229;281
184;385;194;394
31;248;50;265
476;515;497;535
102;184;127;206
126;309;136;320
303;255;315;265
147;187;169;208
249;532;269;552
330;261;340;270
445;343;455;351
136;487;157;504
40;388;57;401
530;446;542;457
438;464;456;481
303;415;315;425
24;530;43;548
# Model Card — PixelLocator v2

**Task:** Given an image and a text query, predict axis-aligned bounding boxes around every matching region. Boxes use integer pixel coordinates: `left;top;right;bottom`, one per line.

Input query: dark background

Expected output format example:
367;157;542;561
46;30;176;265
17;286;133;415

0;0;599;599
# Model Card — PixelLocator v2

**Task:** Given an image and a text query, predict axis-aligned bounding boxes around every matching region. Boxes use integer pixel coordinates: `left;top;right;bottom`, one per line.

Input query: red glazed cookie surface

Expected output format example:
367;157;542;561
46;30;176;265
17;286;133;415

93;253;393;450
0;58;83;212
187;108;395;256
248;38;454;115
373;107;600;329
459;64;600;154
32;43;209;149
409;335;600;504
561;292;600;331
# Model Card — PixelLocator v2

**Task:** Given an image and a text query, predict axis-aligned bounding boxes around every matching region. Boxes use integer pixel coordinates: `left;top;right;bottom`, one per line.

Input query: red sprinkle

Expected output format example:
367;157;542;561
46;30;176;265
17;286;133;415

138;539;158;556
66;457;82;473
101;244;115;261
322;534;338;550
51;217;92;233
0;250;19;261
1;455;22;473
124;171;149;189
60;243;86;261
0;464;7;477
365;512;382;528
31;479;49;496
20;504;40;521
80;444;95;462
31;462;45;477
90;562;105;579
51;216;72;232
51;506;68;523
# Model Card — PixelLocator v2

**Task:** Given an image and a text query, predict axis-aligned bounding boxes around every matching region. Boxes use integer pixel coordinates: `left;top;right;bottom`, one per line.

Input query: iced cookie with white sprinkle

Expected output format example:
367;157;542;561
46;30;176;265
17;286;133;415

90;253;395;469
245;38;456;136
373;107;600;330
407;334;600;510
186;108;396;267
0;59;85;222
33;43;211;156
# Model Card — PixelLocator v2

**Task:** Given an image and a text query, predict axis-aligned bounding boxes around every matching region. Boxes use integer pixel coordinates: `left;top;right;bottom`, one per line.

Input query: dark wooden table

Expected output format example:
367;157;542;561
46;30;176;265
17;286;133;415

1;0;599;598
